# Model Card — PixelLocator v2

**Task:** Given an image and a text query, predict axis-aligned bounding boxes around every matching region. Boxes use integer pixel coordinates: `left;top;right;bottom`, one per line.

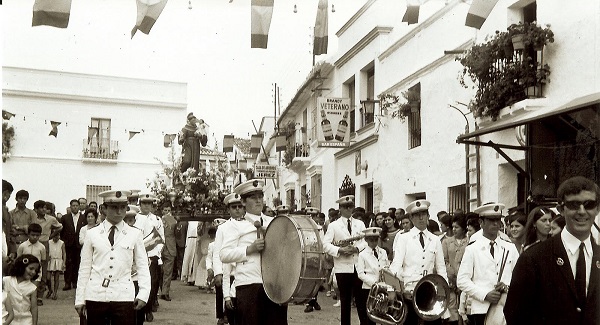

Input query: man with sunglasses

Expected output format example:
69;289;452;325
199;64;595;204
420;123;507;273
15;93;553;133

389;199;447;325
220;179;287;325
210;193;245;325
323;195;368;325
505;176;600;325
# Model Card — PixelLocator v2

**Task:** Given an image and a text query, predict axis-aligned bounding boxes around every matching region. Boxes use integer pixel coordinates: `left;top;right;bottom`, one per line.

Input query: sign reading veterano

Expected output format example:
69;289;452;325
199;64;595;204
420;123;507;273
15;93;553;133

316;97;350;147
254;164;277;179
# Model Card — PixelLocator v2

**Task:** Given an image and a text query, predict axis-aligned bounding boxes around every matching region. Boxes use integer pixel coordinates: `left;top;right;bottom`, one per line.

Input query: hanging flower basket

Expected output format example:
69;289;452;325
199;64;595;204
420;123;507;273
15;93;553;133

511;34;525;50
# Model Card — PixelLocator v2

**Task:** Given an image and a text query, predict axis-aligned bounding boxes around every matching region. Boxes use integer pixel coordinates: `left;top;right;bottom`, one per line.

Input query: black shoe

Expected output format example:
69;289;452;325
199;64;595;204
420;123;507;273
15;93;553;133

304;305;314;313
313;301;321;311
160;294;172;301
146;312;154;322
62;285;71;291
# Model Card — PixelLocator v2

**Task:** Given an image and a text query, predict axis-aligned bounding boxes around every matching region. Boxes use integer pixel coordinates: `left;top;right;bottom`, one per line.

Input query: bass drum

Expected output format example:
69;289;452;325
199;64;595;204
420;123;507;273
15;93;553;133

261;215;326;304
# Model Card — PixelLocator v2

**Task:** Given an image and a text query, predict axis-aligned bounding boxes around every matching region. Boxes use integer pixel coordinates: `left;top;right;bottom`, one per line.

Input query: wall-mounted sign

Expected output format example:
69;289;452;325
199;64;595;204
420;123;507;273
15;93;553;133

316;97;350;148
254;164;277;179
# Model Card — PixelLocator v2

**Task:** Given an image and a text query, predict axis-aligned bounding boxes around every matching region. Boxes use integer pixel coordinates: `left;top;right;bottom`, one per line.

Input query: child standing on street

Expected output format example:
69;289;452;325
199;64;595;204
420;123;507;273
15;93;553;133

3;254;41;325
16;224;46;307
46;234;65;300
356;227;389;325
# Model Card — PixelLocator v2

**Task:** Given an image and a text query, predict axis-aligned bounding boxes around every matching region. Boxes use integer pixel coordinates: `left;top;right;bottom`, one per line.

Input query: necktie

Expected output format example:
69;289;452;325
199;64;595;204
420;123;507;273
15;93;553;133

108;226;116;246
575;242;587;303
373;248;379;259
490;241;495;258
347;218;352;235
419;232;425;249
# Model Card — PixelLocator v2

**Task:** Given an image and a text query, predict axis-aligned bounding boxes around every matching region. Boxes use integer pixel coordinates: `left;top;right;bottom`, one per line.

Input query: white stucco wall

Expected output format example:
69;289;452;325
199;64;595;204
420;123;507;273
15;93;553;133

2;67;187;210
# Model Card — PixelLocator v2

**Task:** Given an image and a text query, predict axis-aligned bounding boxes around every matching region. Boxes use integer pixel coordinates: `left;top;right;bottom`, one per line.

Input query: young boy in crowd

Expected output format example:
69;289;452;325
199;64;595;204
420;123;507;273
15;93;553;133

356;227;389;325
17;223;47;306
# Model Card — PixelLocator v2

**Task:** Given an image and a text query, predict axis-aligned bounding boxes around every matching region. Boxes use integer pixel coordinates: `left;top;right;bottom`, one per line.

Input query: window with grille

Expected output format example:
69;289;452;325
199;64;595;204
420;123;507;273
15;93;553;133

407;83;421;149
310;174;322;211
345;79;356;133
448;184;467;213
86;185;111;205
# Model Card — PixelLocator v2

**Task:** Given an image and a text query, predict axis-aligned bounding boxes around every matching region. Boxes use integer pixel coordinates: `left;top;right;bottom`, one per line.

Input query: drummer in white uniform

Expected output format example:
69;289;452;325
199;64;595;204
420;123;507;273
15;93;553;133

323;195;367;325
390;199;447;325
304;207;323;313
220;179;287;325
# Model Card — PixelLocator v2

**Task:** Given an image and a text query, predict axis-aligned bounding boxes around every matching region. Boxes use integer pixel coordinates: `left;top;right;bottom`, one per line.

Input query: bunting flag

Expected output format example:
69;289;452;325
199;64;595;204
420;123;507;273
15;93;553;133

143;227;164;251
313;0;329;56
402;0;420;25
163;134;176;147
250;134;263;154
87;127;99;144
465;0;500;29
129;131;141;140
49;121;61;137
238;159;248;171
2;110;15;120
223;135;234;152
32;0;72;28
275;135;287;152
131;0;169;38
250;0;274;49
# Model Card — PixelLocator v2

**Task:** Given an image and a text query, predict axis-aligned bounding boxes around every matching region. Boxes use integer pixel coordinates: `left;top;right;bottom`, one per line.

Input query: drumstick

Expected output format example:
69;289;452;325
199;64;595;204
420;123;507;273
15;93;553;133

254;220;262;239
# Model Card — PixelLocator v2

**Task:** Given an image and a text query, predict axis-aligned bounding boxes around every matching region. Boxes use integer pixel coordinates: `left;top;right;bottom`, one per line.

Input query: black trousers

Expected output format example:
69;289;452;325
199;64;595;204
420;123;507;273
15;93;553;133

134;281;144;325
215;283;224;319
143;257;160;314
86;300;135;325
466;314;486;325
236;283;287;325
65;246;81;287
225;297;237;325
335;270;364;325
404;302;442;325
358;289;375;325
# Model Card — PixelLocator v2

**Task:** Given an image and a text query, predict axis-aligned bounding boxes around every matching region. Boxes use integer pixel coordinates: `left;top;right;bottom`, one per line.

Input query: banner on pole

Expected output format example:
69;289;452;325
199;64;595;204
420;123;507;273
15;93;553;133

316;97;350;148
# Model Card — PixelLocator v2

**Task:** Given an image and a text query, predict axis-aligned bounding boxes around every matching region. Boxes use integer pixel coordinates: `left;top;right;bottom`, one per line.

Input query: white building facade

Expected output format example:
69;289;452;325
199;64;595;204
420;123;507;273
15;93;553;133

2;67;188;210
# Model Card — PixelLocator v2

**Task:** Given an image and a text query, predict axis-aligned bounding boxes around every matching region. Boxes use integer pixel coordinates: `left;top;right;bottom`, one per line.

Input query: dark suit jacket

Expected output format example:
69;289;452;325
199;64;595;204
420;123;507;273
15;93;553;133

162;214;177;256
174;220;188;248
505;234;600;325
61;213;86;249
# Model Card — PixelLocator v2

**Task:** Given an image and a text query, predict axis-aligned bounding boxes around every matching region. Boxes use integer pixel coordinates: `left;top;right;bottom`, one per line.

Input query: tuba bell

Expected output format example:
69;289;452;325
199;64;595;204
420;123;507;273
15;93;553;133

411;274;450;321
366;268;408;325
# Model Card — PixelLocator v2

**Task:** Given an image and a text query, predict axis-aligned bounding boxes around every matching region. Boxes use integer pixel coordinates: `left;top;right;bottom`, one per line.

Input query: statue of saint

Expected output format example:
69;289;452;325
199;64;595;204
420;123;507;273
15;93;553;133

178;113;205;173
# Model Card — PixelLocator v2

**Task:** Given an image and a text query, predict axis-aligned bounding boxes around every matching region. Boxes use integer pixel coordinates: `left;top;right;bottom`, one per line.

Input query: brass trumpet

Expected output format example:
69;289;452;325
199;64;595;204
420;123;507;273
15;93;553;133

367;269;450;325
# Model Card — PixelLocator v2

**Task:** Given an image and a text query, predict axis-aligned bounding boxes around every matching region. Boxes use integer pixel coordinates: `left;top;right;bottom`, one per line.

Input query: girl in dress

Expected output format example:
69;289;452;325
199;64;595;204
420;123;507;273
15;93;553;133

3;254;40;325
46;234;65;300
3;285;15;325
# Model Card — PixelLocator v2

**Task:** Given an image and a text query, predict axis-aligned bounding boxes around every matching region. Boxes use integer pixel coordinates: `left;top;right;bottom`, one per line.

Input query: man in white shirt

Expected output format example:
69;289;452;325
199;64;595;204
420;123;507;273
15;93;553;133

390;199;447;325
457;203;519;325
323;195;367;325
220;179;287;325
75;190;150;325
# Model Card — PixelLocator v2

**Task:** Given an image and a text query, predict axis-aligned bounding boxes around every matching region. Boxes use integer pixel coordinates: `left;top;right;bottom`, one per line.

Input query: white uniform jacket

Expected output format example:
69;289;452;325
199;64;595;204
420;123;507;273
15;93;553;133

456;236;519;315
143;213;165;259
219;212;273;287
356;246;389;289
323;216;367;273
390;227;447;292
222;262;236;300
75;220;150;306
206;241;215;271
212;218;239;276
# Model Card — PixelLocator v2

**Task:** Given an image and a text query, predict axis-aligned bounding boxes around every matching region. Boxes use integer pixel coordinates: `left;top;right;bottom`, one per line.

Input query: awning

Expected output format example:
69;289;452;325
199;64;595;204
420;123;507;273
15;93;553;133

457;92;600;142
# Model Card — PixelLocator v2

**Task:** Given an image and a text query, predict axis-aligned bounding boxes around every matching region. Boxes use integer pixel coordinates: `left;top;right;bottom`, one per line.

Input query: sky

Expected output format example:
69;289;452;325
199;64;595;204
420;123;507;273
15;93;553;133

1;0;366;143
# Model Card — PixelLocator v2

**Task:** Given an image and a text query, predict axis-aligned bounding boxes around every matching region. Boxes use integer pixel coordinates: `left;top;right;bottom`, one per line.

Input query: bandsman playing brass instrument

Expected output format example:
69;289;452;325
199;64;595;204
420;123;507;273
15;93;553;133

356;227;389;325
323;195;367;325
390;199;447;325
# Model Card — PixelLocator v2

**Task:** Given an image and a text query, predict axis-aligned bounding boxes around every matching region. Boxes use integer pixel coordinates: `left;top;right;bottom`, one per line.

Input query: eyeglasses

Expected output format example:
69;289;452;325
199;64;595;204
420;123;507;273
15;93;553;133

562;200;598;210
230;205;244;210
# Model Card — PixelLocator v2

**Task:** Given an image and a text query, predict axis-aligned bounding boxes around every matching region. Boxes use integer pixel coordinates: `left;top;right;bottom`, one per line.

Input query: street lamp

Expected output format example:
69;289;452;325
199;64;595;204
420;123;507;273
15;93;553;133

360;99;379;126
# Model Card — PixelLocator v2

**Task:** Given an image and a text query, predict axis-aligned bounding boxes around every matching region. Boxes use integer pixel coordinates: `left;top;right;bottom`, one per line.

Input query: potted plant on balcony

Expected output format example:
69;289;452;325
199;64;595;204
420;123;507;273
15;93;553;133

508;21;554;51
283;142;294;167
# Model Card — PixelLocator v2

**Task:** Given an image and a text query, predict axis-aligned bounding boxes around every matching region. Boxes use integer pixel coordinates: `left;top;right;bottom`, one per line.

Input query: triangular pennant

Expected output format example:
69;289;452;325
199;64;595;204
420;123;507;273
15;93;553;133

129;131;141;140
223;135;234;153
276;135;287;152
313;0;329;56
49;121;61;137
32;0;72;28
164;133;176;147
131;0;169;38
2;110;15;120
402;1;420;25
87;127;99;144
465;0;500;29
250;0;274;48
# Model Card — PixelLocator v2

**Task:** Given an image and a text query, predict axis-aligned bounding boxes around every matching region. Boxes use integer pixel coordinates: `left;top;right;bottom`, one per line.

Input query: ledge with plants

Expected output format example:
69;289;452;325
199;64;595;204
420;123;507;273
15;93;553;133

379;87;421;123
457;22;554;121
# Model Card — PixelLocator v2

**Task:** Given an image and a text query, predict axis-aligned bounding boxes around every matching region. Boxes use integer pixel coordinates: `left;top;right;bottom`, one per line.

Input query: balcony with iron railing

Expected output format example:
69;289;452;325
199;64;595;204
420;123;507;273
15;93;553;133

283;141;310;172
82;139;119;162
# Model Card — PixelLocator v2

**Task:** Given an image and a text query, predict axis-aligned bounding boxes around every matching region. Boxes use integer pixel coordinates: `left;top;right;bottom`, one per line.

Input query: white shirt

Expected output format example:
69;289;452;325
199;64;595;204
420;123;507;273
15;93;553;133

323;216;367;273
457;234;519;315
222;263;236;300
135;213;164;258
390;227;447;292
212;218;239;276
356;245;389;289
75;220;150;305
219;212;273;287
561;228;592;295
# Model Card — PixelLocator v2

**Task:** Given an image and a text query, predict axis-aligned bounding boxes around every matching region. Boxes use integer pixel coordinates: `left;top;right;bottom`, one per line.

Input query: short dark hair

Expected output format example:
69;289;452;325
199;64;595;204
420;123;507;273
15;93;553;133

466;216;481;232
427;219;440;233
33;200;46;210
28;223;42;234
2;180;13;193
507;211;527;227
439;213;452;227
15;189;29;199
84;207;98;221
551;215;566;230
70;199;79;206
89;201;98;207
451;213;467;231
557;176;600;203
9;254;40;280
